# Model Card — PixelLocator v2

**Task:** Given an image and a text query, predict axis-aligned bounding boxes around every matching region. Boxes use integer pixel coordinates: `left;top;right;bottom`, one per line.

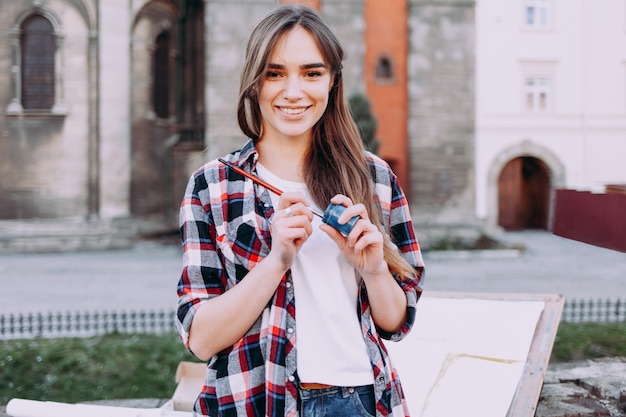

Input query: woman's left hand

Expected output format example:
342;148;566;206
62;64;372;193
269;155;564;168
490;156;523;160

320;194;389;278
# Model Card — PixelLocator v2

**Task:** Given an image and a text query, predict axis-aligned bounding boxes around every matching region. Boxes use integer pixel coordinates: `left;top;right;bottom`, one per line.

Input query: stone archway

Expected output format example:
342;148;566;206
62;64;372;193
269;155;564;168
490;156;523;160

486;141;566;232
130;1;178;223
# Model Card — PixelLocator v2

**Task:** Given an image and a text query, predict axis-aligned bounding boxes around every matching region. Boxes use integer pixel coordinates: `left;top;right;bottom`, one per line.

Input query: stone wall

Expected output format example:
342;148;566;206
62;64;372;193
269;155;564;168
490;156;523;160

204;0;275;161
0;0;96;220
537;358;626;417
407;0;478;240
203;0;367;162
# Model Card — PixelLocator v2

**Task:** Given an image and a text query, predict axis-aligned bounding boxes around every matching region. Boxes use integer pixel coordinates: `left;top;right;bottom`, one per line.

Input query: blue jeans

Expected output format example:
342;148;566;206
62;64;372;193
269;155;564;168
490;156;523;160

299;385;376;417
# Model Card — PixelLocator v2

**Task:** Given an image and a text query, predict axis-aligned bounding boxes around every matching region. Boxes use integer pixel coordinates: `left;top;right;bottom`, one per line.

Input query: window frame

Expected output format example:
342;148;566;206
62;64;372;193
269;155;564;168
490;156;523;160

524;76;552;113
6;8;68;116
152;30;173;120
520;60;557;114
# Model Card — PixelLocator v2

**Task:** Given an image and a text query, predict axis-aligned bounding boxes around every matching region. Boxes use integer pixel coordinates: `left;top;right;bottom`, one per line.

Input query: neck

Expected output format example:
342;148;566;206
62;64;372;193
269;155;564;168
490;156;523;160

257;137;308;182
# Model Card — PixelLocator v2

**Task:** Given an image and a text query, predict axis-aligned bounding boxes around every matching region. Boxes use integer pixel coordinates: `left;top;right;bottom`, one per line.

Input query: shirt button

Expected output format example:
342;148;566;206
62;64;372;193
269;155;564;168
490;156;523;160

264;203;270;208
287;327;294;334
286;282;292;288
288;375;295;382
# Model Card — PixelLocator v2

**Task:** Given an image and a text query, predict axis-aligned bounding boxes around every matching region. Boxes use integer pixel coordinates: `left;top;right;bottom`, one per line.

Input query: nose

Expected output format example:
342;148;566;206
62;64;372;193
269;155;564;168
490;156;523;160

282;75;304;100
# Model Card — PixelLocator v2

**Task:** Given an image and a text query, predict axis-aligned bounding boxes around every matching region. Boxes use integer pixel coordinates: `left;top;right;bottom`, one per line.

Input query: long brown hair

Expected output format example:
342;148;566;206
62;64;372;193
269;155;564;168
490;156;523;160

238;5;415;279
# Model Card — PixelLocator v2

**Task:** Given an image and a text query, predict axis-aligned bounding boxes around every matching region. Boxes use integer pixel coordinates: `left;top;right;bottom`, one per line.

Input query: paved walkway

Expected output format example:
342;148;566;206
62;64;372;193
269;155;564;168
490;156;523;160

0;231;624;315
423;230;626;300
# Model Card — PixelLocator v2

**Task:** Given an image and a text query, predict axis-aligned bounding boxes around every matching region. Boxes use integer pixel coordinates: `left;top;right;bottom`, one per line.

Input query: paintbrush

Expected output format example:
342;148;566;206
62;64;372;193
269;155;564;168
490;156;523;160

218;158;325;218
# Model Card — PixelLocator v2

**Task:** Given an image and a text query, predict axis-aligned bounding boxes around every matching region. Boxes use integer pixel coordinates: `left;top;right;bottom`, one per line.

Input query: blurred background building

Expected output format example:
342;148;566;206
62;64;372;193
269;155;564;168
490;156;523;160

0;0;624;252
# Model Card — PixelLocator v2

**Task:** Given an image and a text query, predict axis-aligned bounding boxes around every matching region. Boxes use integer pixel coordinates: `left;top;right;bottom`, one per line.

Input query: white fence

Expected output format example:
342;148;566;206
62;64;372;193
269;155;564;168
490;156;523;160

0;310;176;340
0;298;624;340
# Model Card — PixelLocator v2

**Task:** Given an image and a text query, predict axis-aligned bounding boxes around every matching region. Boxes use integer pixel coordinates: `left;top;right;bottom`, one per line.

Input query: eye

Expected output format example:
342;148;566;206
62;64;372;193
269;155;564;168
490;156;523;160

304;70;323;78
265;71;282;79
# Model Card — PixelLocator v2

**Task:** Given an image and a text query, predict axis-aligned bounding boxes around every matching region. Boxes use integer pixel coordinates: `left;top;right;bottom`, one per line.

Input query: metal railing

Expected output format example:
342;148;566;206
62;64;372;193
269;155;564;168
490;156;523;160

0;298;624;340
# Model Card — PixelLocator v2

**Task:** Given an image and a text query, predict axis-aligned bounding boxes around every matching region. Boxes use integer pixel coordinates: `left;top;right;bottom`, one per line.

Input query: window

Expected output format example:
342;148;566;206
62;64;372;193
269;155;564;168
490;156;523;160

152;31;171;119
6;10;67;116
21;15;55;110
375;55;394;83
525;77;551;112
525;0;551;28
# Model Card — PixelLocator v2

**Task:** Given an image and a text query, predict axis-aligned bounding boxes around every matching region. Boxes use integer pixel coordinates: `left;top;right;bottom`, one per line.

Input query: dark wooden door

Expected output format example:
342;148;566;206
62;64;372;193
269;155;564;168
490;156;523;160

498;158;523;229
522;157;550;229
498;157;550;230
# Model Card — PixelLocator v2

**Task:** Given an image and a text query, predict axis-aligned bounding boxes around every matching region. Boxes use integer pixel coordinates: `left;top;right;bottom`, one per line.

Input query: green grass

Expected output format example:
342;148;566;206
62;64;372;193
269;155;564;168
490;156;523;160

549;321;626;362
1;322;625;405
0;333;199;405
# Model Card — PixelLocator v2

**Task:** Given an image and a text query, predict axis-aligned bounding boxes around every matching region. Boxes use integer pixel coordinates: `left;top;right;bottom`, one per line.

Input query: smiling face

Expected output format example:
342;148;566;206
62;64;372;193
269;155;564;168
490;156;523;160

258;26;333;146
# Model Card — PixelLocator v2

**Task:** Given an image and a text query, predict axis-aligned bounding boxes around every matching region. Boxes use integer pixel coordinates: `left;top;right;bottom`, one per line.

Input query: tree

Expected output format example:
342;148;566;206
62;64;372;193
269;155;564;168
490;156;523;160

348;93;380;154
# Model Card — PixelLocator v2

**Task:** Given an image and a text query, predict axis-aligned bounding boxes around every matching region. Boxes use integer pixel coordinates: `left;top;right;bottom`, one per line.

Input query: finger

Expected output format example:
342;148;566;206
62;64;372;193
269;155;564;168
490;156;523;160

352;227;383;252
339;203;369;224
320;223;346;248
274;223;312;247
346;219;380;247
330;194;353;207
278;191;312;210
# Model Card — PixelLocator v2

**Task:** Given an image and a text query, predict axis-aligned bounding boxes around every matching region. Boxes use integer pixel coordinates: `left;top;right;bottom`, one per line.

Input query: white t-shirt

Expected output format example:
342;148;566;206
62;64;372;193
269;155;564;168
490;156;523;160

256;163;374;386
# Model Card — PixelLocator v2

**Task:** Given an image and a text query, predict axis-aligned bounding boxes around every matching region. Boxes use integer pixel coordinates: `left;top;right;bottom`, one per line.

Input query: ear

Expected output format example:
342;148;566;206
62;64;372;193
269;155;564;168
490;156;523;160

331;65;342;90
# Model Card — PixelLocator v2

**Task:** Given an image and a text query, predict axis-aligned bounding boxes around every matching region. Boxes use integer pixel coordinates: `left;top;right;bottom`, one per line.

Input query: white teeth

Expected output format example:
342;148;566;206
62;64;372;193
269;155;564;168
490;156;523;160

280;107;306;115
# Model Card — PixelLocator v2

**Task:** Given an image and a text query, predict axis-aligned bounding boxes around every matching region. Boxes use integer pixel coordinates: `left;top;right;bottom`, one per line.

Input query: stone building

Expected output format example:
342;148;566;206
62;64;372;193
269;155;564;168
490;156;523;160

0;0;206;250
0;0;476;250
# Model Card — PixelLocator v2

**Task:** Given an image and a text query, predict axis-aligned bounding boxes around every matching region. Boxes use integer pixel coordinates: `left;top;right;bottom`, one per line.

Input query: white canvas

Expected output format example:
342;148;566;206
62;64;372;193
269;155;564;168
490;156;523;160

386;295;545;417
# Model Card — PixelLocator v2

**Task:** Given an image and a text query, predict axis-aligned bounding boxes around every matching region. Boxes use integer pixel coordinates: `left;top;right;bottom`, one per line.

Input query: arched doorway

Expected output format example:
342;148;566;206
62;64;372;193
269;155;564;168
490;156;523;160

498;156;551;230
130;0;205;227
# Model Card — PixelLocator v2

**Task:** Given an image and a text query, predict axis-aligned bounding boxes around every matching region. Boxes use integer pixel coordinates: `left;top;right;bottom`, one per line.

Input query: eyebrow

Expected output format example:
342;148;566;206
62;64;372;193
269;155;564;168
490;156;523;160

267;62;328;70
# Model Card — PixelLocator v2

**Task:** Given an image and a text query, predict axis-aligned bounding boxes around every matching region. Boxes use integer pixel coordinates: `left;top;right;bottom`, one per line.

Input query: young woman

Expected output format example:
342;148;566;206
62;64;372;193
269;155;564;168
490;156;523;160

176;5;425;417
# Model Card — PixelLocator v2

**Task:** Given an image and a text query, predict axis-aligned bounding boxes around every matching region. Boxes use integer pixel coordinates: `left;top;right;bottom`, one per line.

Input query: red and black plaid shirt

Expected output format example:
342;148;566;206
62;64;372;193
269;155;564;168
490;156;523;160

176;140;425;416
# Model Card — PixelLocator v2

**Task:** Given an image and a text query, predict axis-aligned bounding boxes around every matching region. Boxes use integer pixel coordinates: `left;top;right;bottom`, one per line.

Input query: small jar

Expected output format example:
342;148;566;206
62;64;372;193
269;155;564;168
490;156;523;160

322;203;360;236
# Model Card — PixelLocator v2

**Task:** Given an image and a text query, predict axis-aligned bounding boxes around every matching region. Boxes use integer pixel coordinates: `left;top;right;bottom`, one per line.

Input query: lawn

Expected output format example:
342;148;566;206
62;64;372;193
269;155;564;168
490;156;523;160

1;321;625;405
0;333;198;405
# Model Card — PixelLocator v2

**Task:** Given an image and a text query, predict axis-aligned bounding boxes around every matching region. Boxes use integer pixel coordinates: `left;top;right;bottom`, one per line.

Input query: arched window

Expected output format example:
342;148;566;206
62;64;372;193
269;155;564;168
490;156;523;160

375;55;394;83
153;31;171;119
6;10;67;116
21;15;55;110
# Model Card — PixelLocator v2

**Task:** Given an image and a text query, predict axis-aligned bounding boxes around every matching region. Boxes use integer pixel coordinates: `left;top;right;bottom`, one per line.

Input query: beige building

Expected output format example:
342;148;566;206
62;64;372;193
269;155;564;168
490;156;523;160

0;0;476;251
0;0;205;250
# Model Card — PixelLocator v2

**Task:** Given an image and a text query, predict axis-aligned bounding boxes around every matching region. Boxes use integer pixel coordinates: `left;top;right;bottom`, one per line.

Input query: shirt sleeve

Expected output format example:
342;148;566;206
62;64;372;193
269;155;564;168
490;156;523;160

374;161;425;342
175;167;226;351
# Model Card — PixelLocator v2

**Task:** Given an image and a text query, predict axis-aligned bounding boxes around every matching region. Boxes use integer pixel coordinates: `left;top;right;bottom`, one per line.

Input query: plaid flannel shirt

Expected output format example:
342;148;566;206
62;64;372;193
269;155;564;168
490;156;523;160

176;139;425;417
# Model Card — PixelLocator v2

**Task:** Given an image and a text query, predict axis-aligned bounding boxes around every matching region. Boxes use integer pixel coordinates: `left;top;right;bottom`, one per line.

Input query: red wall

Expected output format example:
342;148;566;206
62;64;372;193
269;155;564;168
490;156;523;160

552;189;626;253
365;0;409;194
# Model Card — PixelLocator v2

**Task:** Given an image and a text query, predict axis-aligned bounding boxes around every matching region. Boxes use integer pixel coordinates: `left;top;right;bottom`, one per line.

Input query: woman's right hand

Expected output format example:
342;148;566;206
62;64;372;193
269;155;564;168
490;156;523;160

266;192;314;271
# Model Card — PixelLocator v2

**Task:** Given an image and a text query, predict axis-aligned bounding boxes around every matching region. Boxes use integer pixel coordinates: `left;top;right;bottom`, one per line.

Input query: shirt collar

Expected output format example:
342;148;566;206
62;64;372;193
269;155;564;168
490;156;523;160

232;139;259;171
